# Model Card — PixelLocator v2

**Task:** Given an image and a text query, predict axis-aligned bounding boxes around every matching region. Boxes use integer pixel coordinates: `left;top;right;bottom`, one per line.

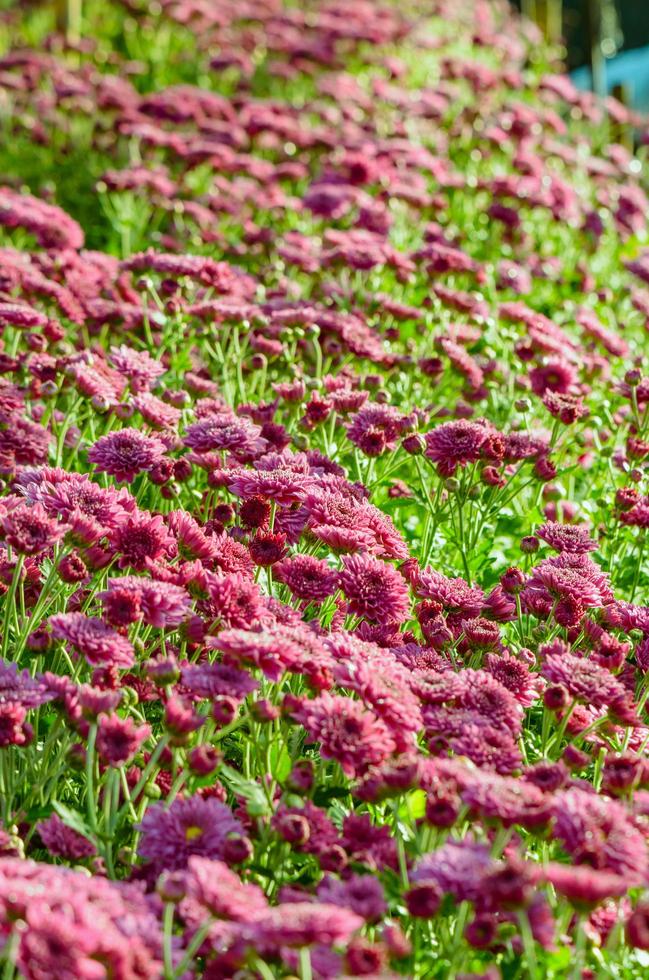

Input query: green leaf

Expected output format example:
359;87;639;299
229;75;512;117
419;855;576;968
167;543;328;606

399;789;427;822
52;801;95;843
269;742;291;783
219;764;271;817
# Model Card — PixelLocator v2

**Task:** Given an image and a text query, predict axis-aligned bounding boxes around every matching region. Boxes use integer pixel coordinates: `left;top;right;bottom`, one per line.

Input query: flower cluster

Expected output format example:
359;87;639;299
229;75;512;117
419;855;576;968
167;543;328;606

0;0;647;977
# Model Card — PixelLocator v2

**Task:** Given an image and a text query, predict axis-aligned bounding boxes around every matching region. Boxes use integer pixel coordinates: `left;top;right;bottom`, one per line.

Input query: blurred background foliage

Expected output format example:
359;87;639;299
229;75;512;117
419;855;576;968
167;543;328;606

512;1;649;109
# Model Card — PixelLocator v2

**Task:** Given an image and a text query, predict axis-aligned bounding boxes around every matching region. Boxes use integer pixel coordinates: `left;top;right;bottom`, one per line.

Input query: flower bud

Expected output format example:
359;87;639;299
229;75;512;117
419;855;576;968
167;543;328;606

188;745;221;777
157;870;187;904
520;535;539;554
222;834;253;866
405;883;442;918
544;684;569;711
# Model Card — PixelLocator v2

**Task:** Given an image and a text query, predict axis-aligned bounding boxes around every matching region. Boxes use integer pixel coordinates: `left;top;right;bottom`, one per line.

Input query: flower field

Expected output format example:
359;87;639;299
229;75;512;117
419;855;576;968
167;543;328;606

2;0;649;976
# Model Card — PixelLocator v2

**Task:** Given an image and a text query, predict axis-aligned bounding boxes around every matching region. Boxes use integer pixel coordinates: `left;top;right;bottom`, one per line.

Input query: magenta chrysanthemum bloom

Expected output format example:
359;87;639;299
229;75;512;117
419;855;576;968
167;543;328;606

438;718;522;774
88;428;167;483
182;856;268;921
0;187;84;250
137;796;246;873
424;420;499;476
0;415;51;467
96;713;151;766
133;392;182;430
332;649;422;752
529;359;578;395
109;511;175;571
338;553;410;624
305;490;408;560
542;390;588;424
316;874;387;923
37;813;96;860
523;553;613;612
0;702;30;747
228;467;311;505
209;627;298;681
346;404;409;455
411;837;498;903
202;571;265;629
0;502;65;556
461;772;550;828
537;521;596;554
0;660;55;708
541;652;630;711
414;568;485;619
0;859;163;978
99;576;190;628
274;554;339;602
210;625;333;684
291;693;396;776
458;669;523;731
0;300;47;329
48;612;135;668
184;412;265;461
551;788;647;882
248;903;363;951
22;471;135;529
543;864;628;906
181;661;259;700
484;652;542;707
109;344;165;392
421;669;523;773
166;510;216;562
121;250;237;290
211;532;255;577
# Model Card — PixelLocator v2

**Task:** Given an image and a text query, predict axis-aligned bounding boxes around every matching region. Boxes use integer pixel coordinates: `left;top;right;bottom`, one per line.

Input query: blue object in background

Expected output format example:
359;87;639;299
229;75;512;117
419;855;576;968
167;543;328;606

571;45;649;110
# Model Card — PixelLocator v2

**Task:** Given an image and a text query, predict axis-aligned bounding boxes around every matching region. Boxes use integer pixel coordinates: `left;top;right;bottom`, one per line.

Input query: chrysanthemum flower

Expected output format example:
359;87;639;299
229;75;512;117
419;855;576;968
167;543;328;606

109;511;175;571
424;419;501;476
274;554;339;602
0;660;55;708
184;412;265;462
181;661;258;700
133;392;182;430
228;467;310;505
542;390;588;424
415;568;485;619
332;647;422;751
0;502;65;556
48;612;135;668
411;837;498;903
21;471;136;529
202;571;264;629
166;510;216;562
37;813;96;860
347;404;409;455
529;359;578;395
338;553;410;624
181;856;268;921
551;787;647;882
541;652;630;711
523;553;613;613
109;344;165;392
537;520;596;554
290;693;396;776
137;796;246;873
99;576;190;628
305;490;408;560
316;874;387;922
247;903;363;952
88;428;167;483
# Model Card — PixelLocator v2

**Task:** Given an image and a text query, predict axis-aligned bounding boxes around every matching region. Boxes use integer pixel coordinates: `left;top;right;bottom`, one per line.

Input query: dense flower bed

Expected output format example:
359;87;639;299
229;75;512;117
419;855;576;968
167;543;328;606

0;0;648;976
